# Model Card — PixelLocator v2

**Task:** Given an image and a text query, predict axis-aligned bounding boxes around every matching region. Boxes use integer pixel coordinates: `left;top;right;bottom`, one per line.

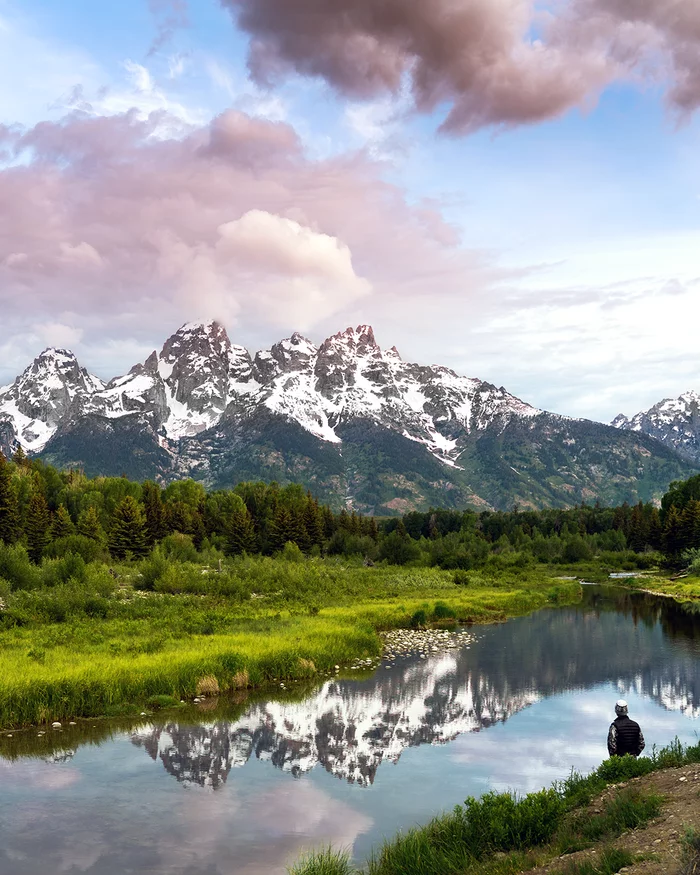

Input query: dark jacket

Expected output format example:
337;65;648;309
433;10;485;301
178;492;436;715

607;715;645;757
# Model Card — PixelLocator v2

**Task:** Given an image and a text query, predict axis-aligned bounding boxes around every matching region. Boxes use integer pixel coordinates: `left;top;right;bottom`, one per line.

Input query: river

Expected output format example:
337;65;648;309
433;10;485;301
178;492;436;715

1;585;699;874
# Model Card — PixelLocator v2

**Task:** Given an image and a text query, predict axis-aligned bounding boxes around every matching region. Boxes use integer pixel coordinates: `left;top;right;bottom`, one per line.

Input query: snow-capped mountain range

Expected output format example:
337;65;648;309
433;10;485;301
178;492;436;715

613;391;700;466
0;321;537;464
0;321;694;512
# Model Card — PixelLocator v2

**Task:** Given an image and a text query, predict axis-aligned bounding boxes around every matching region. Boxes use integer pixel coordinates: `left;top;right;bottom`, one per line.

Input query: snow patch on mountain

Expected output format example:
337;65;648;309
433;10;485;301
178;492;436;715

613;390;700;465
1;323;542;466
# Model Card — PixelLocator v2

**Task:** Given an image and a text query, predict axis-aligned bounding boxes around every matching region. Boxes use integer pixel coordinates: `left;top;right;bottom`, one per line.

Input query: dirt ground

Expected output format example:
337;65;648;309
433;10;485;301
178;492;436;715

529;764;700;874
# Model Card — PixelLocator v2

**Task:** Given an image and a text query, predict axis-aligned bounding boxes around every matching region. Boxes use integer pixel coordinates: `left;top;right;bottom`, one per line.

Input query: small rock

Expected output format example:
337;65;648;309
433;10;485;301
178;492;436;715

679;776;687;782
654;839;662;844
69;721;76;726
140;711;147;716
52;722;62;729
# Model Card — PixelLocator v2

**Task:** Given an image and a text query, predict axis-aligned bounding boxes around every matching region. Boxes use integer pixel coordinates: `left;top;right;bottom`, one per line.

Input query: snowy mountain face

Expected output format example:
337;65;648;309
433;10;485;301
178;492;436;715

1;321;694;511
0;349;104;452
613;391;700;466
0;322;536;462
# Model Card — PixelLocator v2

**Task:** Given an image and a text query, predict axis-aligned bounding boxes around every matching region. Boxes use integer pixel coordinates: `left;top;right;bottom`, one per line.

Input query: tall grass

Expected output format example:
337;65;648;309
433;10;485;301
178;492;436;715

0;555;581;727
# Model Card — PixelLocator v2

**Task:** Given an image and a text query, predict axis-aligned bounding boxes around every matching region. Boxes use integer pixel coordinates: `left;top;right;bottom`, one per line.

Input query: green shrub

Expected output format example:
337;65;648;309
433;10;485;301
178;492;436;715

433;601;457;620
0;543;42;591
409;609;427;628
453;570;471;586
44;535;105;564
558;847;635;875
41;553;88;587
160;533;198;563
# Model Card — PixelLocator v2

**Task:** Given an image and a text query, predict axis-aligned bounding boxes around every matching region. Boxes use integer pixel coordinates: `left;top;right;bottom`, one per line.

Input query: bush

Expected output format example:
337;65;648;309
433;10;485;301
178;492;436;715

135;549;171;591
433;601;457;620
281;542;304;563
44;535;105;563
160;533;198;563
453;570;471;586
0;543;42;591
409;609;427;628
41;553;88;587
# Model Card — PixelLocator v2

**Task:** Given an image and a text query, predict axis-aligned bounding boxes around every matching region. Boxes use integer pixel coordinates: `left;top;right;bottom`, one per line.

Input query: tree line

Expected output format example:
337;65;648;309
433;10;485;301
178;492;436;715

1;447;700;568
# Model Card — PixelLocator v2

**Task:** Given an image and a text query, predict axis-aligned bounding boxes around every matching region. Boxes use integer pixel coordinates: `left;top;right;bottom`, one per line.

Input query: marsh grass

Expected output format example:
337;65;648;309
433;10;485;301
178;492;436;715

288;848;355;875
0;556;580;727
680;827;700;875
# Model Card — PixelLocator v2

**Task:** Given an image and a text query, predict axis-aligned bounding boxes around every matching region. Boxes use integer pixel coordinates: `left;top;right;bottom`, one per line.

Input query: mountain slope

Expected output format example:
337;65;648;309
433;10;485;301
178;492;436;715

613;390;700;466
1;321;696;512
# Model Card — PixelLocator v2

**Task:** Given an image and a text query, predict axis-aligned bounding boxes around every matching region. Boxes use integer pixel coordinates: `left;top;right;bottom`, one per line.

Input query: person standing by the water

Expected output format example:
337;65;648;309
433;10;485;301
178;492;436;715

607;700;645;757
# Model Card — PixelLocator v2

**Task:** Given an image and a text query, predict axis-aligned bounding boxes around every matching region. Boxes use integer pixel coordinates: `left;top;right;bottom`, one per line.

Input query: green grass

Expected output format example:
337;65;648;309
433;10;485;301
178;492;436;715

0;555;581;727
555;847;635;875
680;827;700;875
288;848;356;875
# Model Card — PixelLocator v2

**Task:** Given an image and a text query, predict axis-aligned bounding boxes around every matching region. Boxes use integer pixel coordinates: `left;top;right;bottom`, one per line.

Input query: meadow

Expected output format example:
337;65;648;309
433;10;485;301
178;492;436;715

0;543;581;728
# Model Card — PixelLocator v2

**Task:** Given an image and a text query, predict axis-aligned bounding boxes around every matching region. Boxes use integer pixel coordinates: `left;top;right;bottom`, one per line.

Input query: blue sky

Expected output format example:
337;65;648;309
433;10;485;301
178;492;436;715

0;0;699;421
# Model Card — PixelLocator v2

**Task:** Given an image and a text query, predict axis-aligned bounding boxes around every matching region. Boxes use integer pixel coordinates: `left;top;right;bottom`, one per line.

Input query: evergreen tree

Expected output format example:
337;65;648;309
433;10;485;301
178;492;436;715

304;496;324;549
628;502;649;552
680;499;700;553
12;446;29;468
51;504;75;540
321;505;335;539
663;505;684;560
367;516;379;542
647;507;663;552
225;506;256;555
267;506;293;553
142;481;166;546
0;452;20;545
77;506;105;542
26;488;51;562
108;496;148;559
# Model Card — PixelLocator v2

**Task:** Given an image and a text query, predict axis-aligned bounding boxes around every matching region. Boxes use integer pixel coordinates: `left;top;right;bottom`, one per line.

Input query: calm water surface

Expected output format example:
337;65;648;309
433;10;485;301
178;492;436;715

1;586;699;874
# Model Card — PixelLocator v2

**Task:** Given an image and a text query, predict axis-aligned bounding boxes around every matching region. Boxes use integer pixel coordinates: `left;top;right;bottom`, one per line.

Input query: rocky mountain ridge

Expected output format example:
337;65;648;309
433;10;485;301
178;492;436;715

0;322;695;512
613;390;700;466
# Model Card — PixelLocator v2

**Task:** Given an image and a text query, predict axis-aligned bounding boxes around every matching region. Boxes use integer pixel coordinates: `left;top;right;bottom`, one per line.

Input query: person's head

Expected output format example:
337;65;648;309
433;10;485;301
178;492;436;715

615;699;629;717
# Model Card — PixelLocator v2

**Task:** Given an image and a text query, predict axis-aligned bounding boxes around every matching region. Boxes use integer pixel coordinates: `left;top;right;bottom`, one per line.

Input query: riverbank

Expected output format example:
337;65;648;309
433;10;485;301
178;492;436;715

0;559;581;728
290;740;700;875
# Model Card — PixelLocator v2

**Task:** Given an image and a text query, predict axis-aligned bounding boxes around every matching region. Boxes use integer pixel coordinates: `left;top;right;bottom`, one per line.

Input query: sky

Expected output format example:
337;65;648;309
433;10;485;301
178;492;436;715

0;0;699;422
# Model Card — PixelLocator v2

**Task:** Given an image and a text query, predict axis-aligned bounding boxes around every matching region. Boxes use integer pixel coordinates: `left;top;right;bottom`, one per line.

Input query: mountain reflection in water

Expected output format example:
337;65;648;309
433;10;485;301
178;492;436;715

126;587;700;790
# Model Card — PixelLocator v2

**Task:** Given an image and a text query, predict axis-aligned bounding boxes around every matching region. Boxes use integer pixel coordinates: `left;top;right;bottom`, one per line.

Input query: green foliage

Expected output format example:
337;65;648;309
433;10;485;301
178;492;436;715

108;496;148;559
44;534;105;564
51;504;75;540
288;848;355;875
0;452;20;545
25;487;51;563
160;533;198;563
557;847;635;875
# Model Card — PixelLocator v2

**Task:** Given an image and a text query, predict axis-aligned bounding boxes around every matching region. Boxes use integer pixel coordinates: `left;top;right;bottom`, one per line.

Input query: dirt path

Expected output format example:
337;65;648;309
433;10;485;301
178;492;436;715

530;765;700;874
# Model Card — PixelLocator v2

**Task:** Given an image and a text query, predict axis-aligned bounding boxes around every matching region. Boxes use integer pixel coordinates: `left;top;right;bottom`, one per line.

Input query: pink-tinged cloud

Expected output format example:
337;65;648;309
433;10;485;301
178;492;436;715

0;108;486;364
221;0;700;132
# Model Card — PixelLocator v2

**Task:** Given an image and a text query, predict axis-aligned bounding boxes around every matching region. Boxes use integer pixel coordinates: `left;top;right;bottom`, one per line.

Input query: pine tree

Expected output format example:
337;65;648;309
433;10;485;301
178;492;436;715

142;481;166;546
51;504;75;540
77;506;105;542
647;507;663;551
267;506;293;553
680;499;700;552
108;496;148;559
26;488;51;562
304;496;324;549
367;516;379;542
628;502;649;553
321;505;335;539
0;452;20;545
226;506;256;555
11;446;28;468
663;505;684;560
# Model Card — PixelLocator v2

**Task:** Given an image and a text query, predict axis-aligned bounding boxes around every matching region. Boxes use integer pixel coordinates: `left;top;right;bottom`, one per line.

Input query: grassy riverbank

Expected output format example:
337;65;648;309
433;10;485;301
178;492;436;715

0;556;580;728
290;740;700;875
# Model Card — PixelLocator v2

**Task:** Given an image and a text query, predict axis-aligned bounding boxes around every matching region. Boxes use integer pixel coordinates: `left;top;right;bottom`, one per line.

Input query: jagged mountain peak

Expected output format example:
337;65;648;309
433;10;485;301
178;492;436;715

613;388;700;465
